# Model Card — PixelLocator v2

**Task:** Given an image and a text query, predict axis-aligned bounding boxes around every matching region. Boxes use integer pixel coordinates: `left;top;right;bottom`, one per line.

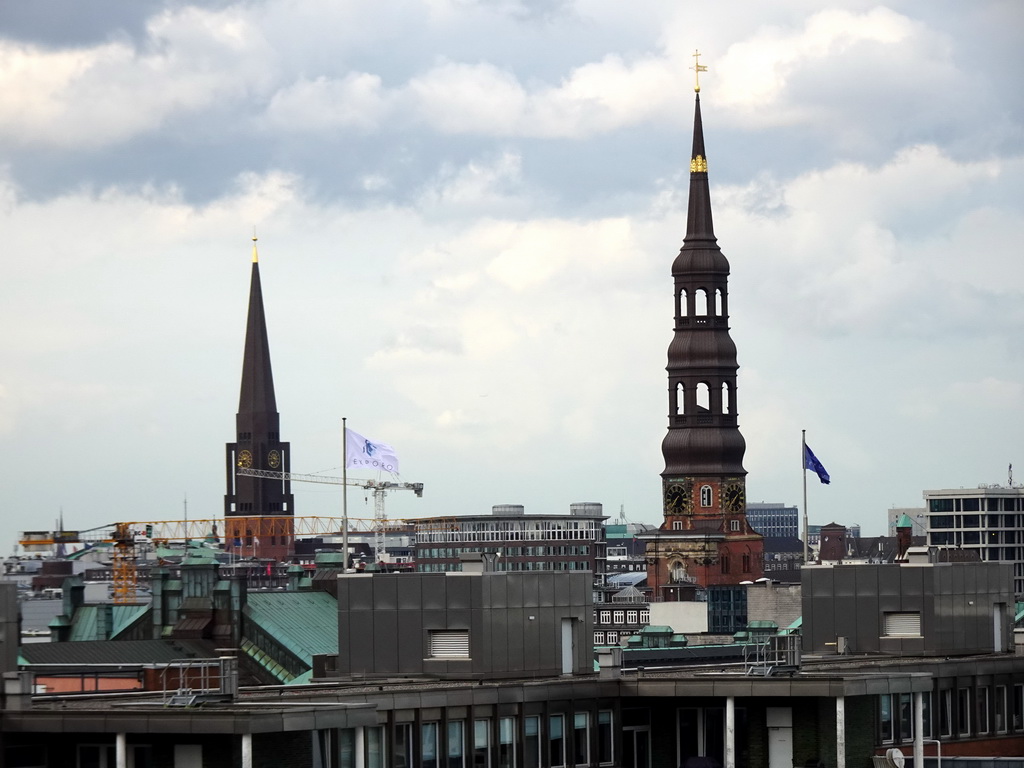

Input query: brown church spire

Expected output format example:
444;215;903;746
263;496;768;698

237;237;278;416
225;239;294;560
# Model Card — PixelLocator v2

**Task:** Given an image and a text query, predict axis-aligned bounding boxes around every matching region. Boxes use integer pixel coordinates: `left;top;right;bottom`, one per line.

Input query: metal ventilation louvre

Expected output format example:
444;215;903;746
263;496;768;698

429;630;470;658
883;612;921;636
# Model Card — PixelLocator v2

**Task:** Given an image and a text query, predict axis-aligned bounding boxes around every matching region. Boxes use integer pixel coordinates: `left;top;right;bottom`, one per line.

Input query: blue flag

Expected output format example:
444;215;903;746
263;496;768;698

804;444;830;485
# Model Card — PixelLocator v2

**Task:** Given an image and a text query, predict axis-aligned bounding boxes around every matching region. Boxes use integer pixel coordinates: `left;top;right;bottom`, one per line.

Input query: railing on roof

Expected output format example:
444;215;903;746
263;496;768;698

743;633;801;677
159;656;237;707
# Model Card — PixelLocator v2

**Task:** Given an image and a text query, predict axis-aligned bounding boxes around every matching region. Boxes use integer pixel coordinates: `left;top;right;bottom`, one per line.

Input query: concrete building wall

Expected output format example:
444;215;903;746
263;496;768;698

335;571;593;679
648;601;708;633
745;581;801;629
802;560;1014;656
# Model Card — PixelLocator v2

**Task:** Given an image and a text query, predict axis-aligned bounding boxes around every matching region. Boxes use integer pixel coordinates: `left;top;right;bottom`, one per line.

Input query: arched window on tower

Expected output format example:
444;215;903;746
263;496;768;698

715;288;724;316
695;288;709;317
670;561;687;583
696;382;710;412
677;288;688;322
700;485;712;507
676;382;685;415
722;382;731;414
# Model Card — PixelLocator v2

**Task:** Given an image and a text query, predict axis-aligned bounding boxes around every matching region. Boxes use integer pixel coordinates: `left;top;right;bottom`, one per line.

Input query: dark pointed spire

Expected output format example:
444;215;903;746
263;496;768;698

685;93;716;242
238;237;277;415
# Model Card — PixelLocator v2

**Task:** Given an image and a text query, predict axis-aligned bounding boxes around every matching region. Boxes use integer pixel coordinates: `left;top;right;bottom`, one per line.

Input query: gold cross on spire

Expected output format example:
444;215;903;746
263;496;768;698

691;49;707;93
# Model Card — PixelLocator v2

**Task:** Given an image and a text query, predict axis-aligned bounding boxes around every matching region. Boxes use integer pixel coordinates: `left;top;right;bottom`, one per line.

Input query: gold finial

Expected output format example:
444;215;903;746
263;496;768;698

691;49;707;93
252;227;259;263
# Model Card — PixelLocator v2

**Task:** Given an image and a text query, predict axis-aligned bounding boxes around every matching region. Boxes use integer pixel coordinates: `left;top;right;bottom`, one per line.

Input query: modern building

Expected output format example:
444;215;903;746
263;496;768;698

413;504;607;579
924;484;1024;596
223;239;295;561
643;84;764;597
745;502;799;539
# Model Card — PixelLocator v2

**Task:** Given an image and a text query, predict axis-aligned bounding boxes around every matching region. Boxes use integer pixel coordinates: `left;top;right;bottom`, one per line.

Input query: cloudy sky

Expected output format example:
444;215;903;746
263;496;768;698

1;0;1022;550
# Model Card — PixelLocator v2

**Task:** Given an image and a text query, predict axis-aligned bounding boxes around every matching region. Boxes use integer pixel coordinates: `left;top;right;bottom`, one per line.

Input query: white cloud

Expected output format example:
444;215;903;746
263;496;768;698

0;6;273;148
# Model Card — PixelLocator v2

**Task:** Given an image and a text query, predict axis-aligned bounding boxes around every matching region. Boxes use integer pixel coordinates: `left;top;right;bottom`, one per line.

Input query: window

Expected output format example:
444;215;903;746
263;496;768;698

423;724;440;768
700;486;712;507
367;727;385;768
613;610;624;624
594;632;605;645
549;715;566;768
498;718;515;768
430;631;469;658
1014;684;1024;731
730;520;740;532
395;724;414;768
626;610;638;624
639;611;650;624
672;520;683;530
940;689;953;737
741;554;750;572
448;721;465;768
898;694;913;742
599;611;611;624
883;613;921;637
720;556;730;574
473;720;490;768
958;688;971;736
340;729;356;768
525;716;540;768
606;632;618;645
996;686;1008;734
597;711;614;765
880;694;894;743
574;713;590;766
979;687;991;735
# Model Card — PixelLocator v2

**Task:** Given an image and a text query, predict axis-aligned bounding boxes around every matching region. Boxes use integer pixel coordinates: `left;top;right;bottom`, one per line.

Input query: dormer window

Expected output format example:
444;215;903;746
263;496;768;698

700;486;713;507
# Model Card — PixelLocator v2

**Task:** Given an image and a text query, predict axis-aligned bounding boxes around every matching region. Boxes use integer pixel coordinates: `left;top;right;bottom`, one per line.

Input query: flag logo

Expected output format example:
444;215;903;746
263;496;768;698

346;428;400;473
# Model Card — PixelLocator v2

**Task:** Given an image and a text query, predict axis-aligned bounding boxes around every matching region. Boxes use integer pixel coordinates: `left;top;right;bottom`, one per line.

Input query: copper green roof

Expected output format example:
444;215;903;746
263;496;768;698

67;604;149;641
243;591;338;682
896;513;915;529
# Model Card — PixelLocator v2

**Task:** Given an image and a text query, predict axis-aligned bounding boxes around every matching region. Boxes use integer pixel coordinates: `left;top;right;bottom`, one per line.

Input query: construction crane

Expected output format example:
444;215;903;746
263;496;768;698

235;467;424;561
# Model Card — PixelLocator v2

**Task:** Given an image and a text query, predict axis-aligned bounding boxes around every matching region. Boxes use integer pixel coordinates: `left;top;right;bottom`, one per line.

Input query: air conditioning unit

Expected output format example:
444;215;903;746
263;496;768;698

836;636;849;655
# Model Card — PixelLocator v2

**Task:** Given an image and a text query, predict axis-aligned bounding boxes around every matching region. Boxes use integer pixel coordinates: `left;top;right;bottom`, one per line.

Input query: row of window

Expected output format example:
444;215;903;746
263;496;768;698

418;547;592;559
929;498;1024;513
418;562;591;573
594;610;650;626
323;712;615;768
880;684;1024;744
417;527;602;544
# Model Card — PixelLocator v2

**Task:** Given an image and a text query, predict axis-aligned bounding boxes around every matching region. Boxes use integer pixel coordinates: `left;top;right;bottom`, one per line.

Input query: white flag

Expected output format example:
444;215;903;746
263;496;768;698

345;428;400;473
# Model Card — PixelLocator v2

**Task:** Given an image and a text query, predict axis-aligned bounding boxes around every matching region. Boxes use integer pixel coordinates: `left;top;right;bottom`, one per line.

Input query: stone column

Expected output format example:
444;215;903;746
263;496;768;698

725;696;735;768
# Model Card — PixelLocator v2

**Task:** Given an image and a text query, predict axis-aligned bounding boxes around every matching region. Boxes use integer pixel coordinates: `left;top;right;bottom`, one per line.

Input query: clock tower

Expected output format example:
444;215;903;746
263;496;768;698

645;67;763;596
224;239;294;561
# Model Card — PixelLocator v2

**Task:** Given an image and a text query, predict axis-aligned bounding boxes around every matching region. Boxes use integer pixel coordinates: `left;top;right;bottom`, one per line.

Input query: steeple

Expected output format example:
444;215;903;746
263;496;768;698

225;239;294;561
644;72;763;596
661;89;745;485
237;237;278;418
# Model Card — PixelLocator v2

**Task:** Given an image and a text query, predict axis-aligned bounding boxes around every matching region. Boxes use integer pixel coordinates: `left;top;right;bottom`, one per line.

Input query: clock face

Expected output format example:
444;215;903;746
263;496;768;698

665;482;690;514
723;481;746;513
267;450;281;469
237;449;253;469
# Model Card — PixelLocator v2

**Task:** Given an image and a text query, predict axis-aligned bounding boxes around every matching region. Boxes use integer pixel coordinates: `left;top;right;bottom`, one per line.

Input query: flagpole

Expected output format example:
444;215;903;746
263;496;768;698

802;429;809;565
342;417;349;571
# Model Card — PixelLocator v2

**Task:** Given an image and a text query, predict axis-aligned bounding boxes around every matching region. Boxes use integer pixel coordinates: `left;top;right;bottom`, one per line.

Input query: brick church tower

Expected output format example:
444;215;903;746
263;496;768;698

644;78;764;598
224;239;295;561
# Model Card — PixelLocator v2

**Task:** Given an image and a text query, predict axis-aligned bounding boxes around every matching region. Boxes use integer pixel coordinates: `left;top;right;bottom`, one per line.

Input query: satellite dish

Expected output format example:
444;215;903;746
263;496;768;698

886;748;906;768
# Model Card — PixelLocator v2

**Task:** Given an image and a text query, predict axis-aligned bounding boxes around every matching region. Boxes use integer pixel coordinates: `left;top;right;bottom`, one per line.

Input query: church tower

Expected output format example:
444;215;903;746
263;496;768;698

645;67;763;597
224;239;294;561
